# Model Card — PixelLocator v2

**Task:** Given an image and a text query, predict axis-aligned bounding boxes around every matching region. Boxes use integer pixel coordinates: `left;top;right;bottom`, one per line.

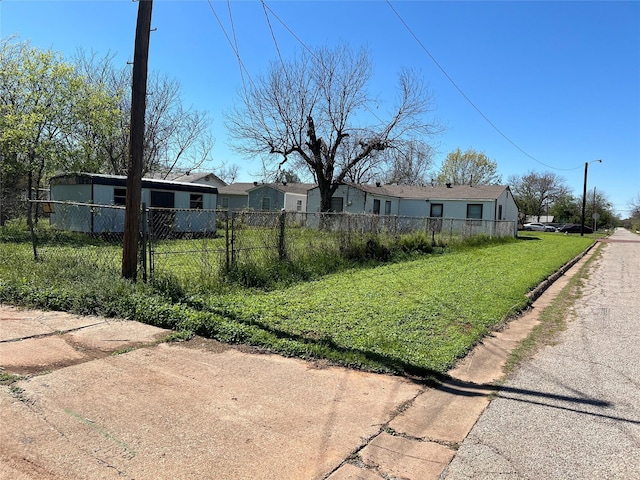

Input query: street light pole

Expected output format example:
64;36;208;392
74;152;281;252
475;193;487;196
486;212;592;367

581;159;602;236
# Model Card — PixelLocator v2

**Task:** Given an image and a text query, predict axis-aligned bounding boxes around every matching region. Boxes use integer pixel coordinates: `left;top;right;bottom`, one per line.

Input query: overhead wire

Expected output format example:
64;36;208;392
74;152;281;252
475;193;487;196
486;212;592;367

206;0;255;92
260;0;287;74
212;0;567;172
226;0;248;96
386;0;583;172
260;1;387;126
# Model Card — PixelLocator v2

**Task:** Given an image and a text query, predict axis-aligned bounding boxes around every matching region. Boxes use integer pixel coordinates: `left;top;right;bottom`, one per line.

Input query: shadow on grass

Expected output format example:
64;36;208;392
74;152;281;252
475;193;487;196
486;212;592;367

183;300;451;381
517;235;542;241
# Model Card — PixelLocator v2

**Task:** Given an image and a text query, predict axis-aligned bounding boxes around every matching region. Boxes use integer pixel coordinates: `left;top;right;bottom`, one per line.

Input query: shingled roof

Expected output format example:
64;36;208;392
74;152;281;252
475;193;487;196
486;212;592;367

347;183;509;200
217;183;256;195
247;183;316;194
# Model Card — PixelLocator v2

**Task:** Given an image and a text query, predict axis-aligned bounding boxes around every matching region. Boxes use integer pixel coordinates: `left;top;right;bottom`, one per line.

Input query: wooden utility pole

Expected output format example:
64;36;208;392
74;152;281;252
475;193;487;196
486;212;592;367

122;0;153;280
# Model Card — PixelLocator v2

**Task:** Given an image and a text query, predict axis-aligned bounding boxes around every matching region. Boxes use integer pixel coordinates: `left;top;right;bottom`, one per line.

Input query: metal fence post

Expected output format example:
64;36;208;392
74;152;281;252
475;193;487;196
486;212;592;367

230;213;236;269
278;210;286;261
140;203;148;282
225;211;230;273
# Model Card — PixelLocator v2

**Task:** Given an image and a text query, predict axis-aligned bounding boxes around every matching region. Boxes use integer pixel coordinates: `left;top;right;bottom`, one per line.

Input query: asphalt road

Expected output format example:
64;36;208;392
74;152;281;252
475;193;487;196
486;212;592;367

442;228;640;480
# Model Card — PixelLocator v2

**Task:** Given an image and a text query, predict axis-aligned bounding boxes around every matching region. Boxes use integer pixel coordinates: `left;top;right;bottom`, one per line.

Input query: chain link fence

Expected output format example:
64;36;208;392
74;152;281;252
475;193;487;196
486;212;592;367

7;201;515;288
36;200;126;272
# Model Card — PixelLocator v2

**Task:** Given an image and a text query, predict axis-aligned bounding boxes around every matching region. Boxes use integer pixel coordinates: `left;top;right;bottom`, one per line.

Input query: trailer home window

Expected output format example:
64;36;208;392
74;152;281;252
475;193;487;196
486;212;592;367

466;204;483;219
430;203;443;218
330;197;344;212
190;194;203;209
114;188;126;206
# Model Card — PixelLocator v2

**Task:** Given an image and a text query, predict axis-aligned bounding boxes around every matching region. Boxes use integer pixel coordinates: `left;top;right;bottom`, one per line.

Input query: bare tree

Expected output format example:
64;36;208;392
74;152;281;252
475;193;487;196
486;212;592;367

73;50;131;174
380;141;435;185
436;148;502;185
74;50;215;178
629;194;640;218
216;162;239;184
340;136;385;184
227;44;440;211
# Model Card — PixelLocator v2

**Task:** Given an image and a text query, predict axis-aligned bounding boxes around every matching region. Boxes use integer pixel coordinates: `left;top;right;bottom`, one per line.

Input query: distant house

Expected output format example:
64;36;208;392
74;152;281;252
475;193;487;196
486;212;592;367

247;183;315;212
49;173;218;235
307;183;398;215
216;183;254;211
307;183;519;236
169;171;227;189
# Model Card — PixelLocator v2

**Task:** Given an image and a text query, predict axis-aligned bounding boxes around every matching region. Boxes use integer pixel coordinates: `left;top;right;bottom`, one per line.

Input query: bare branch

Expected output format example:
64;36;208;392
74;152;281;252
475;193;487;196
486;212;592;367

226;43;441;211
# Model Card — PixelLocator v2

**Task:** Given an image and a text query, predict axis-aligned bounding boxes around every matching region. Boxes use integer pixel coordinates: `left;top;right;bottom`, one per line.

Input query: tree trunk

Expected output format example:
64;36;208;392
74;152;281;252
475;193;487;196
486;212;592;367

26;167;38;261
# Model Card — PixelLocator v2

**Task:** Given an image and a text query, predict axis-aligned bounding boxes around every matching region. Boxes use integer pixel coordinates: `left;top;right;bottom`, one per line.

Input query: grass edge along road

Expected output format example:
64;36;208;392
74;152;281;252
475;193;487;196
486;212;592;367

503;242;603;377
0;232;596;377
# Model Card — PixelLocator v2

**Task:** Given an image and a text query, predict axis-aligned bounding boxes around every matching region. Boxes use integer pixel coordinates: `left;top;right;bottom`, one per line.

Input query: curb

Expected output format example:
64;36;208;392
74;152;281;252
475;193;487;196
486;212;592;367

526;240;598;303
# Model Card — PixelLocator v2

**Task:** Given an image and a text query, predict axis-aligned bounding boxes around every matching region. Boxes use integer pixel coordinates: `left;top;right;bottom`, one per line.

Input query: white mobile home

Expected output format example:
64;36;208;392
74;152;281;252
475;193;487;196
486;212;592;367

49;173;218;235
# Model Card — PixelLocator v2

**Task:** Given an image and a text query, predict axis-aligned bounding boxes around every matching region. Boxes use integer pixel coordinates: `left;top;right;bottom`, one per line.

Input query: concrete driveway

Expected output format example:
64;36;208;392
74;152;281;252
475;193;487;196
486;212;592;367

0;232;604;479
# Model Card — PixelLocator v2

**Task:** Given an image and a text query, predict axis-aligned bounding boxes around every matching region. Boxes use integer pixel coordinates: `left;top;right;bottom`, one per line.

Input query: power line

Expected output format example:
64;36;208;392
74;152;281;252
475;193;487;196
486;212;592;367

386;1;583;172
260;1;387;125
226;0;248;96
206;0;255;92
260;0;287;73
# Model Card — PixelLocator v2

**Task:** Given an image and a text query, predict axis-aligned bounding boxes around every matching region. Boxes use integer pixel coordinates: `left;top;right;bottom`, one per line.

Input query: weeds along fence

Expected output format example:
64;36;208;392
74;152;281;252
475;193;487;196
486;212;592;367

149;210;515;287
13;201;515;288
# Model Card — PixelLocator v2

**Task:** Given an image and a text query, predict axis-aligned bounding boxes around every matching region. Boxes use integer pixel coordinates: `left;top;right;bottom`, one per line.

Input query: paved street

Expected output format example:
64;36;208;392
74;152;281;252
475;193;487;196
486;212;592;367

443;228;640;479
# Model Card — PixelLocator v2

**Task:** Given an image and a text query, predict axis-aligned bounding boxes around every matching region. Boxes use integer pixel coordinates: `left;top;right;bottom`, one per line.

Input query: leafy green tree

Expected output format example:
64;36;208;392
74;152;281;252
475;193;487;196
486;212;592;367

436;148;502;186
1;39;115;227
508;171;569;221
548;193;581;224
628;194;640;231
578;189;617;230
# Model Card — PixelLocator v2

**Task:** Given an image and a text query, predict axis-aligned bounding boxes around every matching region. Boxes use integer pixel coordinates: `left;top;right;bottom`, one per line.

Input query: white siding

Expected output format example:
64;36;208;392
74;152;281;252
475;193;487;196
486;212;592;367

364;194;398;215
284;192;307;211
496;188;519;235
51;184;92;203
307;188;321;212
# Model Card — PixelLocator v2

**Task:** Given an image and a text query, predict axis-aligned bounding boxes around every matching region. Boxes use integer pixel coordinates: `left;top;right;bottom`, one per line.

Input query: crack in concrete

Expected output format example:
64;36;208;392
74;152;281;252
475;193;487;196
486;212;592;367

0;320;106;344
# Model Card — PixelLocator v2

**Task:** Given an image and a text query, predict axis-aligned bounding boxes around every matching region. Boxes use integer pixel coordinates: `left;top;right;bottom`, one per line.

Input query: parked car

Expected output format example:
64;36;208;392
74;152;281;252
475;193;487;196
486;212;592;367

557;224;593;234
523;222;556;232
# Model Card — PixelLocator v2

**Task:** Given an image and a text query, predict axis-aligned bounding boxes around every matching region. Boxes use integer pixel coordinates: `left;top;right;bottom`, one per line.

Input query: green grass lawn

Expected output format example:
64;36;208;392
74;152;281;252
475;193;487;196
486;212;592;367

0;228;595;376
188;232;594;374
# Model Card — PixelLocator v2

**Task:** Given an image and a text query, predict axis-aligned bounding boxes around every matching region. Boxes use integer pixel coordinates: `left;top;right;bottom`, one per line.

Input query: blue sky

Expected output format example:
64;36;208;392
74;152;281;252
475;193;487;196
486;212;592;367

2;1;639;216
